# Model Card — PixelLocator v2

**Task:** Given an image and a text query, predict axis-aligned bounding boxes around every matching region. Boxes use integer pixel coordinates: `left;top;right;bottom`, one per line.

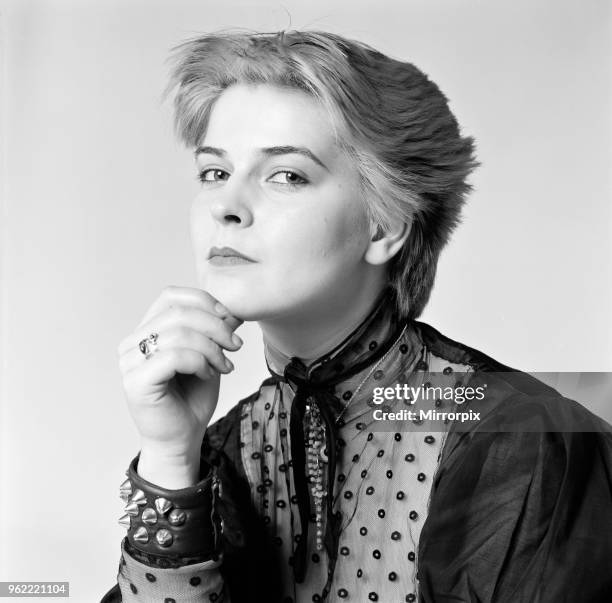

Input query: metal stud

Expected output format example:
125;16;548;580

118;514;131;528
124;501;140;517
155;497;173;515
141;507;157;525
130;489;147;506
155;528;173;547
133;526;149;544
119;477;132;491
168;509;186;526
119;478;132;501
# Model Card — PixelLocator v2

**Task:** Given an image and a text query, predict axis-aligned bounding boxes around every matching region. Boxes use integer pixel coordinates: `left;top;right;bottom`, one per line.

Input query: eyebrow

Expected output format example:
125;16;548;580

194;145;329;171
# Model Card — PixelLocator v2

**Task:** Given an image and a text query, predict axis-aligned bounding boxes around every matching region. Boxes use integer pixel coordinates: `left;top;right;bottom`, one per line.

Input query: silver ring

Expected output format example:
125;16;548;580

138;332;159;359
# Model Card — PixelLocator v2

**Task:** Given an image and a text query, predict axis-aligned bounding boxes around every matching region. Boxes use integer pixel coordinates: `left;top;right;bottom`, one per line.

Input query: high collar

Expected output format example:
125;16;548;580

263;287;405;382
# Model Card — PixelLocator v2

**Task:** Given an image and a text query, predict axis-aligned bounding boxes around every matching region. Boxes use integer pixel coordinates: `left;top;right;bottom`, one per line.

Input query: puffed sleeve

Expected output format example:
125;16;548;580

417;389;612;603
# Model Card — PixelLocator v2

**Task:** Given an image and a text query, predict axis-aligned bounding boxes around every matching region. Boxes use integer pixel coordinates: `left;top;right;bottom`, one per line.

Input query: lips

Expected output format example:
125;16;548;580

207;246;256;262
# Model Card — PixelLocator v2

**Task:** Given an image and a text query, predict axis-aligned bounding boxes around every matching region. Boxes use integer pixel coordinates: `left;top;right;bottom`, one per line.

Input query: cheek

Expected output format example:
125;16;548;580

271;198;368;266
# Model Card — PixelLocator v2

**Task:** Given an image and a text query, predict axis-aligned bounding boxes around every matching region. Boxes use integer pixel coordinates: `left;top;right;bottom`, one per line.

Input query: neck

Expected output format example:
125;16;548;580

259;282;388;364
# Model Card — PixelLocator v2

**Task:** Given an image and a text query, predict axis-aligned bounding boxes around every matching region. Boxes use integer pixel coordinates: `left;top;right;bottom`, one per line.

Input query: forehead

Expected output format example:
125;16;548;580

202;83;341;152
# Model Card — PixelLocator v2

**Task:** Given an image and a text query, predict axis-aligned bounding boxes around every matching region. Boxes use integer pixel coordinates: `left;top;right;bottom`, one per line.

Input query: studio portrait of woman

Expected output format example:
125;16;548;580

4;1;612;602
96;25;612;603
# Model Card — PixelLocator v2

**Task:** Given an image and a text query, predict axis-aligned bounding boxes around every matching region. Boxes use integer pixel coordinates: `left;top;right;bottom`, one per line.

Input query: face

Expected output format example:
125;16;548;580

191;83;375;321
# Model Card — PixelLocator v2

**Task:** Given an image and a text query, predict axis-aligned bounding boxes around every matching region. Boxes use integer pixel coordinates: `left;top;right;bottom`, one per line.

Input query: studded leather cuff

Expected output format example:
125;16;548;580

118;452;221;559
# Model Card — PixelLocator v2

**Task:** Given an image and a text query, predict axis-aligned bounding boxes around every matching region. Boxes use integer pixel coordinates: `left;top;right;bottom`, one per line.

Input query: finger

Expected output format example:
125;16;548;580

119;306;242;356
222;314;244;331
120;326;234;375
122;348;215;396
136;286;234;329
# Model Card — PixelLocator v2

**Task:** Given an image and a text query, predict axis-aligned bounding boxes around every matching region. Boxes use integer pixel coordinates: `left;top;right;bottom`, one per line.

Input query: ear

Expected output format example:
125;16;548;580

364;220;412;266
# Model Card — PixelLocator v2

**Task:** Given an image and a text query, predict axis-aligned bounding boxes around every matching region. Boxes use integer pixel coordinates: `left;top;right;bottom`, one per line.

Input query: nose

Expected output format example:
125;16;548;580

208;178;254;227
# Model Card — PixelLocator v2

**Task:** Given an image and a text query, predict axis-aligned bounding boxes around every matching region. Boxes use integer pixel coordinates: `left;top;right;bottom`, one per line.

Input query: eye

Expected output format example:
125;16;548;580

197;168;229;183
268;171;308;187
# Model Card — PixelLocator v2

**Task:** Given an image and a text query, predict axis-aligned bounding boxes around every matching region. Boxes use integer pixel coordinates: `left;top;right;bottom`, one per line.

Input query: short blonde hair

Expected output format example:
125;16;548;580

166;29;478;318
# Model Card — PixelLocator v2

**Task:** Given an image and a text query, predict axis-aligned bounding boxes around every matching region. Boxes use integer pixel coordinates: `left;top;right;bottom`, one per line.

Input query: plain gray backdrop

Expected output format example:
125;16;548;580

1;0;610;599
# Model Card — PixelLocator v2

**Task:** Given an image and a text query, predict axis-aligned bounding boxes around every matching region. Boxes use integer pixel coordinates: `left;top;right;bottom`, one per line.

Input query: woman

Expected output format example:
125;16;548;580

102;30;612;602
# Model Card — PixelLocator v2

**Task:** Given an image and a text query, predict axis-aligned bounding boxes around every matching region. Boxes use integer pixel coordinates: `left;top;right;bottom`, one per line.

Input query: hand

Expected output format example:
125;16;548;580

117;286;243;465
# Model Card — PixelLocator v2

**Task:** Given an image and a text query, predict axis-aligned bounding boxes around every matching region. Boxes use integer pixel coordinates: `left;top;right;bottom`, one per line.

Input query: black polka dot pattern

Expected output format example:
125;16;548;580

237;328;452;603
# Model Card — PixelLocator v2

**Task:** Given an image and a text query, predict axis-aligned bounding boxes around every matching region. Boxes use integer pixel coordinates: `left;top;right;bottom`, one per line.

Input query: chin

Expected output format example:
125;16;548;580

199;269;333;322
199;277;270;321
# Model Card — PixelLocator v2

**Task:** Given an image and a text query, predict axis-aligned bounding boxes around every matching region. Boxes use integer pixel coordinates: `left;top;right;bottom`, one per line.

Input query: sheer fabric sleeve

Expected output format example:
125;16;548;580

417;392;612;603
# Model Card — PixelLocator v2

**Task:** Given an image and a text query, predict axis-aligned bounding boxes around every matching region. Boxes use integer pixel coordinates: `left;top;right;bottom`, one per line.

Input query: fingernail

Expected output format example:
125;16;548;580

215;302;229;316
232;334;243;347
225;358;234;371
